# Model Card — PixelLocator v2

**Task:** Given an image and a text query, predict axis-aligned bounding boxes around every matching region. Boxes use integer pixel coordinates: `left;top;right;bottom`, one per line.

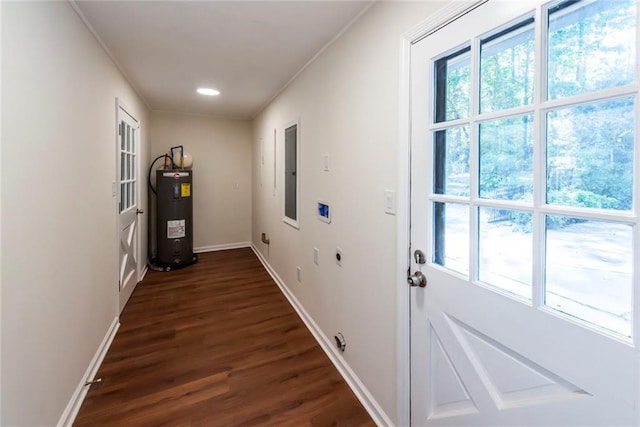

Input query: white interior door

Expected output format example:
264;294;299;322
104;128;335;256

117;106;141;313
409;0;640;425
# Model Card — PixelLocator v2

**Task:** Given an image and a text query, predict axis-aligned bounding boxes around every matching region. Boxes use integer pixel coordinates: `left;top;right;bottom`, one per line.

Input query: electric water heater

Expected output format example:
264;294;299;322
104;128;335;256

155;169;196;269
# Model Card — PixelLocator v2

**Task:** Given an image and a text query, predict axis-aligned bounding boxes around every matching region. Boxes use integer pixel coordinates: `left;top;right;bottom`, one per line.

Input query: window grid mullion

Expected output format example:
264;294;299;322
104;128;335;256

469;35;481;282
633;0;640;345
532;2;547;308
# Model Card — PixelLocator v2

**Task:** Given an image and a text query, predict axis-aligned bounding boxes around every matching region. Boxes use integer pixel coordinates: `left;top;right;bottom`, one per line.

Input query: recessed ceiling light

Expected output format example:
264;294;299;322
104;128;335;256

197;88;220;96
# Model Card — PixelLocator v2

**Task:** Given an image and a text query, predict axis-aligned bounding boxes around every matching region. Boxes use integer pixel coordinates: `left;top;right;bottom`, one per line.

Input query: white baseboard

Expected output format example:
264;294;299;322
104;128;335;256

194;241;251;253
140;264;149;282
57;317;120;427
249;244;393;427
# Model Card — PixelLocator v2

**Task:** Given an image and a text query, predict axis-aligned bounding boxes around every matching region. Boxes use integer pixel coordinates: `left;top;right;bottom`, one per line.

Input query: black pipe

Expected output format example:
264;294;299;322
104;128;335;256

148;154;174;194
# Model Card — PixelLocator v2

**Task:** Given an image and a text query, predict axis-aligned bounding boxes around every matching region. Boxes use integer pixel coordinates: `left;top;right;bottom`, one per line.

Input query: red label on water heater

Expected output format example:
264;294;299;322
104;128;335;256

162;172;190;178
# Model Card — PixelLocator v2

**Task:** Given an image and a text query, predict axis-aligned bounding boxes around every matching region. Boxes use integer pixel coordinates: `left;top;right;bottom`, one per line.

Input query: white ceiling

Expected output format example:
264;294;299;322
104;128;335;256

73;1;371;119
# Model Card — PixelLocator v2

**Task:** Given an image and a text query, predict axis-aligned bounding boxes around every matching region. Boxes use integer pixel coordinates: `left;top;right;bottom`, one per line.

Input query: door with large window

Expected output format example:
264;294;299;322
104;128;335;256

409;0;639;424
118;105;141;313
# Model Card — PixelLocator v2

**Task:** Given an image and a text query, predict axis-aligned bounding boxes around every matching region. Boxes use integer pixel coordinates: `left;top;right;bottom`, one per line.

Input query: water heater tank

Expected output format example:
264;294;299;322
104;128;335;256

156;169;196;269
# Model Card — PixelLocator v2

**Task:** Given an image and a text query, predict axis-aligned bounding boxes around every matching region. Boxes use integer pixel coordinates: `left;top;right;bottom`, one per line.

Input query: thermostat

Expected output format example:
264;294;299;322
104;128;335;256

317;201;331;224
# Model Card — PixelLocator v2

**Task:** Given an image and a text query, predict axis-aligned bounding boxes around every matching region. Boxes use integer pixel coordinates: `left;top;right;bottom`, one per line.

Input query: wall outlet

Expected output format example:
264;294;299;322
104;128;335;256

336;247;343;267
297;266;302;282
313;248;319;265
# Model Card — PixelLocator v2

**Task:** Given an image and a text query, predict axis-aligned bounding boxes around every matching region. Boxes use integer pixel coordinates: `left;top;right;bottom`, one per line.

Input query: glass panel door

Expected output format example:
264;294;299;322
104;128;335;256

410;1;639;424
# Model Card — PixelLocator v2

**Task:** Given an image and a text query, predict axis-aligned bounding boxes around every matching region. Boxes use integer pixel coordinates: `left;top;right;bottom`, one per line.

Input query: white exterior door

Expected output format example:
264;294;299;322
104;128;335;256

117;106;140;312
409;0;639;425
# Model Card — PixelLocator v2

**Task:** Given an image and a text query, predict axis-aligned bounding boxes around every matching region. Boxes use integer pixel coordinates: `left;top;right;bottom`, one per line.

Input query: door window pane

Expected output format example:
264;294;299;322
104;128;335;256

434;48;471;122
480;19;534;113
479;208;532;299
126;125;131;152
434;126;469;197
120;183;125;213
120;153;125;181
548;0;636;100
545;216;632;337
433;202;469;275
480;115;533;201
546;98;634;211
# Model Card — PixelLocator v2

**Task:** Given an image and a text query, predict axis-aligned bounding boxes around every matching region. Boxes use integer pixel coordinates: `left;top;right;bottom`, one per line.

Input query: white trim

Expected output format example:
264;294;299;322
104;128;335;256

250;244;393;427
193;241;251;253
57;317;120;427
396;28;412;427
118;104;140;126
251;2;374;120
403;0;488;44
283;217;300;230
139;264;149;283
635;4;640;421
0;2;4;422
71;0;371;122
114;99;120;312
398;2;489;425
68;1;152;112
151;108;250;122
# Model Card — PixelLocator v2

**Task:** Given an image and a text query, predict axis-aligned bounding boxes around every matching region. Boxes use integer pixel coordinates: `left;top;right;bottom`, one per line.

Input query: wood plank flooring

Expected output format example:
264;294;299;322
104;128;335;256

74;248;375;427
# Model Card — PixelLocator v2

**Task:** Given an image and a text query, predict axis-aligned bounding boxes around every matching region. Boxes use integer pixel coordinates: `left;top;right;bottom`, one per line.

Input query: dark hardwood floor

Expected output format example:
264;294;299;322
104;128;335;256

74;248;375;427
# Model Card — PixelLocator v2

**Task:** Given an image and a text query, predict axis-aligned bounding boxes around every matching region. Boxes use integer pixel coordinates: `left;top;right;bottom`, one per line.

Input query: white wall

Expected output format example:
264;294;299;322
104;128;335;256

1;2;150;425
150;112;252;251
252;1;446;423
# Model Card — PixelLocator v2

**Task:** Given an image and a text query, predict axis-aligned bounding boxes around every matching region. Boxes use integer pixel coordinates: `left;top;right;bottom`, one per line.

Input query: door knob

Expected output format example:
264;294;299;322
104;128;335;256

407;271;427;287
136;209;144;215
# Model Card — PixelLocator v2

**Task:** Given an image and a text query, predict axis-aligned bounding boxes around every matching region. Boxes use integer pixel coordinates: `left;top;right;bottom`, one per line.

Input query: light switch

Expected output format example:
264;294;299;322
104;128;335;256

384;190;396;215
323;155;330;171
